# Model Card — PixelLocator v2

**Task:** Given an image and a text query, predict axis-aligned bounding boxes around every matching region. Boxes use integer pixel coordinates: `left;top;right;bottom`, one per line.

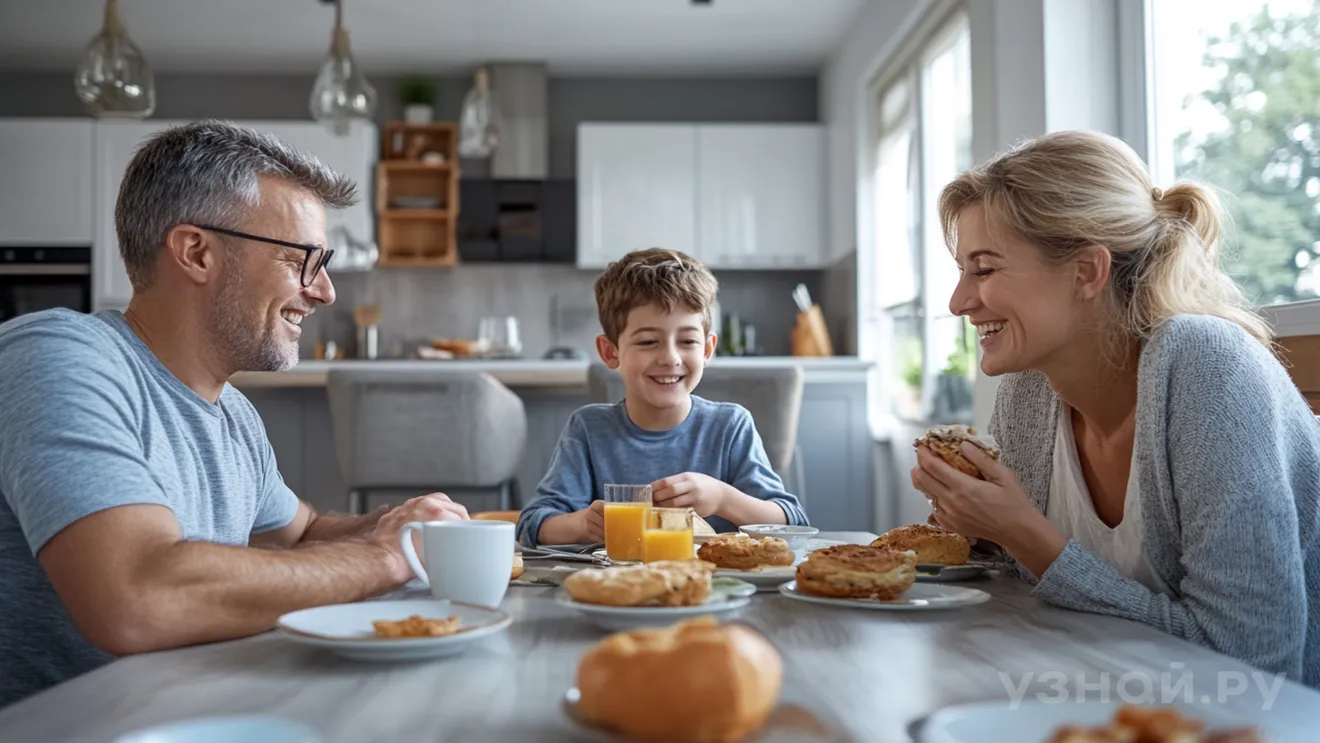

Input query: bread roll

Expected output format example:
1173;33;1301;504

511;553;524;581
872;524;970;565
794;545;917;600
914;424;999;479
575;617;782;743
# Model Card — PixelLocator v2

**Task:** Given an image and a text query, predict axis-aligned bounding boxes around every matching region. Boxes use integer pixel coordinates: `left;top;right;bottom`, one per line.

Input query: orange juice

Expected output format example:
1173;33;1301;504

604;503;650;561
643;527;694;562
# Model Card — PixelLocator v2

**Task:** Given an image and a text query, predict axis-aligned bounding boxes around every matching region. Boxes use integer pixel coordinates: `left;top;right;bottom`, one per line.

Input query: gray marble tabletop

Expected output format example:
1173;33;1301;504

2;531;1317;743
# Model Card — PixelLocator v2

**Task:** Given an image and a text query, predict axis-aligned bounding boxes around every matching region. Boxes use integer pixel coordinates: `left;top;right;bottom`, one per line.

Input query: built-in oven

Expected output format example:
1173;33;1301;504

0;246;92;324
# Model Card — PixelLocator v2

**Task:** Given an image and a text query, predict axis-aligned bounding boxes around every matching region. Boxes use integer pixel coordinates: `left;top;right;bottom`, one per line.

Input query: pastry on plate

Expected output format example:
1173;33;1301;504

697;533;795;570
563;560;716;607
575;616;782;743
794;545;917;600
1045;704;1263;743
371;614;461;638
913;424;1000;479
511;552;525;581
871;524;970;566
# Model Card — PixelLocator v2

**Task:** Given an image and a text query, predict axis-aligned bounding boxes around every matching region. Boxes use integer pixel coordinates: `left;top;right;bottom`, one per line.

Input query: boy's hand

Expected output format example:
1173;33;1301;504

650;473;728;517
579;500;606;543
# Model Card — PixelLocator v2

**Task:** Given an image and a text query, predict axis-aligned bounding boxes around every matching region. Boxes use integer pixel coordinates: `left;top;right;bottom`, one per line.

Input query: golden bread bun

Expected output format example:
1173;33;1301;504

697;533;795;570
563;560;715;607
795;545;917;600
871;524;970;565
576;617;782;743
511;553;524;581
913;425;999;480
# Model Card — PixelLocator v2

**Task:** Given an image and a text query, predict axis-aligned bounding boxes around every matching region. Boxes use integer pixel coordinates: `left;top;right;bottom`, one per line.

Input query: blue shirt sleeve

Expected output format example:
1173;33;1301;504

516;411;596;546
0;317;173;555
725;407;810;526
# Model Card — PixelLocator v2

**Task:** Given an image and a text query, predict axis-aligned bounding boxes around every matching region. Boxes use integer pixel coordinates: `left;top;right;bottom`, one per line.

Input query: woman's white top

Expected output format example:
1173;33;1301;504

1045;404;1175;596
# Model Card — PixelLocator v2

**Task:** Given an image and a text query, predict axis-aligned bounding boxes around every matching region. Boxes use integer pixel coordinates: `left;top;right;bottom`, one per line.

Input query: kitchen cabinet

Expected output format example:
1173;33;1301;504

575;123;826;270
0;119;94;246
94;119;180;309
697;124;825;269
92;119;377;310
576;124;698;269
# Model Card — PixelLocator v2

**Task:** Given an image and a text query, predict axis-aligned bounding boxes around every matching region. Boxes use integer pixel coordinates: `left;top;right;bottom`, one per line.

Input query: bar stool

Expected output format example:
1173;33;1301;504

585;362;808;503
326;368;528;515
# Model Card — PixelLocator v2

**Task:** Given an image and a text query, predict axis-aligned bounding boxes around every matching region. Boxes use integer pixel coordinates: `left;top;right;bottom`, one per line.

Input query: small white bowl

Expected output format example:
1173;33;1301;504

738;524;820;550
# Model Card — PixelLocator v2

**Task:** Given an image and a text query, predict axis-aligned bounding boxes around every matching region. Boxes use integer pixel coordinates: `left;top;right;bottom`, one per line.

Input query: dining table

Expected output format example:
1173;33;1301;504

1;530;1317;743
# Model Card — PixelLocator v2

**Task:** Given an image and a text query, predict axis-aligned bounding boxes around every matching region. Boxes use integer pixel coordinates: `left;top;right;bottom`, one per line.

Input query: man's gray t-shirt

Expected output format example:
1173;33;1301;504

0;309;299;708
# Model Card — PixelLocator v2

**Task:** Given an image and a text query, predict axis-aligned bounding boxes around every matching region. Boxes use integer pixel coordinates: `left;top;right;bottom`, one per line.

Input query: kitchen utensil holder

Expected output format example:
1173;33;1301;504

791;305;833;357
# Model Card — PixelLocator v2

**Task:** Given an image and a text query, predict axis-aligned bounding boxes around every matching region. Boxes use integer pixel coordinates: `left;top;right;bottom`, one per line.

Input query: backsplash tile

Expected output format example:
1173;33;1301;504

303;265;824;361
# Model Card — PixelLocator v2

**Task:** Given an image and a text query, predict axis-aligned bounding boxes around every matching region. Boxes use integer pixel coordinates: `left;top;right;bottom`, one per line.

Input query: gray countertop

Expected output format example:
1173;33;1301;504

1;531;1315;742
230;356;874;389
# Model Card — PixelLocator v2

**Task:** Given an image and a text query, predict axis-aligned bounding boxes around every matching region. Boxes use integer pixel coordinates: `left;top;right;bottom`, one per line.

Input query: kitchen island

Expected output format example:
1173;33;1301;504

232;357;876;531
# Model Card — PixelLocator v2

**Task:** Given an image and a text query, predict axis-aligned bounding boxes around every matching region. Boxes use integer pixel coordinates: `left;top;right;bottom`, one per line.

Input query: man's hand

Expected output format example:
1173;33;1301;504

650;473;729;518
368;493;470;583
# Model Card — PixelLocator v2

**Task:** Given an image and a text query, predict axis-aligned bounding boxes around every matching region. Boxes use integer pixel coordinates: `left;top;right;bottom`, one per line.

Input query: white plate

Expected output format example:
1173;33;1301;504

555;581;754;630
114;716;321;743
917;698;1306;743
276;599;511;661
713;565;797;590
778;580;990;610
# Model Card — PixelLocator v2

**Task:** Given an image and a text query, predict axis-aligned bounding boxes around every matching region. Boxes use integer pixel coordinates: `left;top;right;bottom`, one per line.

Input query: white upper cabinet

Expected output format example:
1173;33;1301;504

576;123;698;269
575;123;826;270
94;119;181;309
0;119;95;245
696;124;826;270
91;119;378;310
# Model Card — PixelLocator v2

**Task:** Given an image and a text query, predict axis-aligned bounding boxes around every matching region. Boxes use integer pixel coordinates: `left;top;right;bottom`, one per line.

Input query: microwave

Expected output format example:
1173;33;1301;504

0;246;92;324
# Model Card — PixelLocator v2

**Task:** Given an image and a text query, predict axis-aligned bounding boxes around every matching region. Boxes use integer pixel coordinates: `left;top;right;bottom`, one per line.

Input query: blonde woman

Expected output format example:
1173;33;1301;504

911;130;1320;687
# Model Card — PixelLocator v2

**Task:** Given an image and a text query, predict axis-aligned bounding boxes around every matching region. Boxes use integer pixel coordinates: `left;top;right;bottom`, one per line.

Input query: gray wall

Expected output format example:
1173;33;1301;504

0;72;818;178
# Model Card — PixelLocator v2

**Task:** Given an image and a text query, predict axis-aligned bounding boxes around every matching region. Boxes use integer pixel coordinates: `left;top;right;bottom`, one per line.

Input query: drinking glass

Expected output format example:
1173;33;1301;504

603;484;652;562
643;507;694;563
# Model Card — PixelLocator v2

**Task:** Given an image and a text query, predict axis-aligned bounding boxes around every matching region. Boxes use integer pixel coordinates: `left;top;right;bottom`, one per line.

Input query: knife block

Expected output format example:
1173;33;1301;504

791;305;834;357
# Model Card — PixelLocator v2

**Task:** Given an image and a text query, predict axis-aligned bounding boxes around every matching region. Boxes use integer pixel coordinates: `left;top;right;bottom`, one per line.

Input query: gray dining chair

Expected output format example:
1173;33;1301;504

585;362;808;503
326;368;528;514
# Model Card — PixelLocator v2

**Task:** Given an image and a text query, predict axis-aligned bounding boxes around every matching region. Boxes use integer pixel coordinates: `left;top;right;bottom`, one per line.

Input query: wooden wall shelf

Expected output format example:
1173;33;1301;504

376;122;460;267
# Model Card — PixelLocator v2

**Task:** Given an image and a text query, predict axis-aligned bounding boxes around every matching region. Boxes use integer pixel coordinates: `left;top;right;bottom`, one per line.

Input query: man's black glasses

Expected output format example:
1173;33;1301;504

199;225;334;288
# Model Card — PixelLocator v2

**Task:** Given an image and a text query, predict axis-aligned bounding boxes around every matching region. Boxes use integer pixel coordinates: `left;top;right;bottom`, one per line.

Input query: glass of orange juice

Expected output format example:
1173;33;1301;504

643;507;694;562
603;484;652;562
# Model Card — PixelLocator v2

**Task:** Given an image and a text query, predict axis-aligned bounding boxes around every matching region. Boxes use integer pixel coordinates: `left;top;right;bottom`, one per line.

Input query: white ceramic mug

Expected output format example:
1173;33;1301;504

399;520;515;608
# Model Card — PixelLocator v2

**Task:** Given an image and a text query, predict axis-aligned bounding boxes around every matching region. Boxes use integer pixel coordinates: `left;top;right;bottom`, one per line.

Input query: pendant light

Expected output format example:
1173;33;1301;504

458;67;500;159
74;0;156;118
309;0;376;137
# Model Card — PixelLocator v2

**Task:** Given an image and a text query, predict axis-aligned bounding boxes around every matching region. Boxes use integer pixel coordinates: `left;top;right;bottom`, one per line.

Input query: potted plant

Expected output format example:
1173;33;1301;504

400;77;437;123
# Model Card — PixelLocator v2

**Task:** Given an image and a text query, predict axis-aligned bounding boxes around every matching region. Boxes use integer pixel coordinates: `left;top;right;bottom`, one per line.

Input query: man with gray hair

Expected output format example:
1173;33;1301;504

0;120;468;708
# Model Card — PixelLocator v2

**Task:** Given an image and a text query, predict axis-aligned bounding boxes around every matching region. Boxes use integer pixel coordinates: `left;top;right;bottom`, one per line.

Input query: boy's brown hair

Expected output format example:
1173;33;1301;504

594;248;719;343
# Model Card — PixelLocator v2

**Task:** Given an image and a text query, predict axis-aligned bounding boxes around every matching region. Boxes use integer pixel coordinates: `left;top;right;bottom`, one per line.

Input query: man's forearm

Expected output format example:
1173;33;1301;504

537;511;585;545
300;506;389;543
125;538;402;653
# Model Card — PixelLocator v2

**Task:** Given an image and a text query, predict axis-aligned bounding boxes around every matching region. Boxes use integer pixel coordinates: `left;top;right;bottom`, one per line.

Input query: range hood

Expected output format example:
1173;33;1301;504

488;62;548;179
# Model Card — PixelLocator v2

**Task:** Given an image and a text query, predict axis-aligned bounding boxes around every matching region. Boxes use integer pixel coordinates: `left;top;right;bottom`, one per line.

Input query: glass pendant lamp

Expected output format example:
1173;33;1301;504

74;0;156;118
309;0;376;136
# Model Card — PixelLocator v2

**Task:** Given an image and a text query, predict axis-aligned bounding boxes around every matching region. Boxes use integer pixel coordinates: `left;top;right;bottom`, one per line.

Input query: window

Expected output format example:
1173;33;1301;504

1147;0;1320;307
867;10;973;427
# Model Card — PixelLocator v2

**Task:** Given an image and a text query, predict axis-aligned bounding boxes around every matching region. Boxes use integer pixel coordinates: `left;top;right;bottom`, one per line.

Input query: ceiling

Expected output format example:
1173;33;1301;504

0;0;869;76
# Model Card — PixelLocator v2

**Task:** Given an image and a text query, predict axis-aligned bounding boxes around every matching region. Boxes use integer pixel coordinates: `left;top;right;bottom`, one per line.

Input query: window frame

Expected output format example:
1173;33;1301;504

860;2;972;433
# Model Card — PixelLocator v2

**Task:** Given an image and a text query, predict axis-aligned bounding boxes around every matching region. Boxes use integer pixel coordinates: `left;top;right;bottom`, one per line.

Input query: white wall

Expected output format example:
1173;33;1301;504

966;0;1129;431
819;0;935;268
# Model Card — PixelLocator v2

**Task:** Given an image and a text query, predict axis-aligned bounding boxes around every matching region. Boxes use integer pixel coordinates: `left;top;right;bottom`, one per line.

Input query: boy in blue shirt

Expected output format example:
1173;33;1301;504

517;248;809;546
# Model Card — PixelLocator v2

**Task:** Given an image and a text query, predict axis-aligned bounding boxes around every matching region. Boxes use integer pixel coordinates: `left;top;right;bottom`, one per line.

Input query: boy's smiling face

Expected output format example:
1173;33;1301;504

596;302;716;426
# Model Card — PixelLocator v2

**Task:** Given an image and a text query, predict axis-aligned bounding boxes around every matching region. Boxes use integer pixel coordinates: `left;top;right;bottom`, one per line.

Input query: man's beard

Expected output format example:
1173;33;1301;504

209;268;301;372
